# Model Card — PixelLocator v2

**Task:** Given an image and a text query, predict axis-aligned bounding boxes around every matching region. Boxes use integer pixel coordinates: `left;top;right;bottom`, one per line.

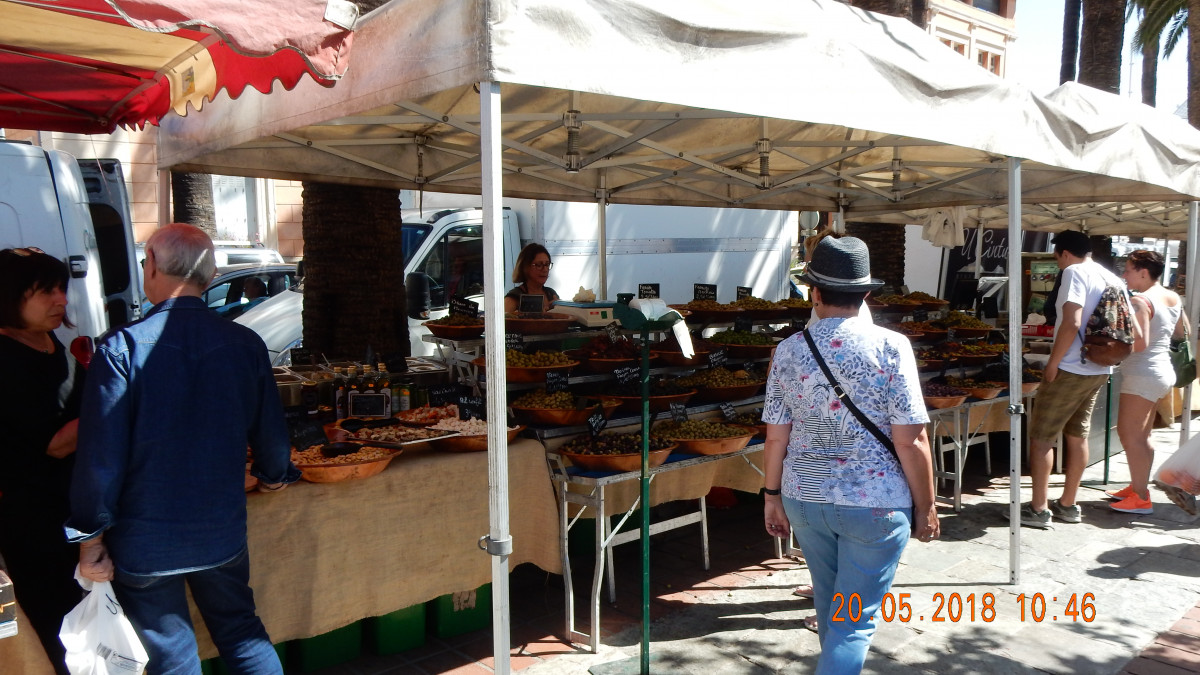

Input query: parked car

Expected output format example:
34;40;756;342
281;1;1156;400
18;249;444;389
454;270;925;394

139;262;298;318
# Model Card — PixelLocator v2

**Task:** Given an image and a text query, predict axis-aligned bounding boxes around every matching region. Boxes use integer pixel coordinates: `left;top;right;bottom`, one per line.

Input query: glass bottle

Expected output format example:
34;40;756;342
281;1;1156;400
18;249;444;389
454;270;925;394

375;363;393;414
342;365;360;419
332;367;348;420
398;378;413;412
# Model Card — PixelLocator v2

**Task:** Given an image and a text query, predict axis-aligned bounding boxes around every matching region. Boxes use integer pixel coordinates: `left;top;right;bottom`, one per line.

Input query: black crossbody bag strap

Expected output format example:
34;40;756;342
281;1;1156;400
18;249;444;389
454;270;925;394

802;329;899;460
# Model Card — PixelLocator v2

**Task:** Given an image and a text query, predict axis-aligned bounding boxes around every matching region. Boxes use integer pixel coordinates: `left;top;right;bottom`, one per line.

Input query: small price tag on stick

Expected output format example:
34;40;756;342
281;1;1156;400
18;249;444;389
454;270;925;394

736;286;752;300
638;283;660;299
605;321;623;343
614;365;640;385
734;316;753;333
458;395;485;421
720;403;737;421
670;402;689;423
519;294;544;314
708;349;727;369
450;297;479;318
587;406;608;437
693;283;717;301
505;333;524;351
545;369;570;393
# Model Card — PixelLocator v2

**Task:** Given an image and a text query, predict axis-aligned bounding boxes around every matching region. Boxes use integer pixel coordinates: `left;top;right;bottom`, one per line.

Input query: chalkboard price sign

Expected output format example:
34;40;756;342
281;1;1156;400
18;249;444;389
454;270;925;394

669;402;689;423
519;294;544;314
638;283;660;299
459;395;485;421
946;328;958;341
429;384;459;407
605;321;622;343
912;309;929;322
505;332;524;351
545;369;570;393
587;406;608;437
720;402;738;421
449;297;479;318
613;365;640;385
734;316;753;333
708;349;728;369
693;283;717;301
736;286;752;300
285;407;328;450
289;348;313;367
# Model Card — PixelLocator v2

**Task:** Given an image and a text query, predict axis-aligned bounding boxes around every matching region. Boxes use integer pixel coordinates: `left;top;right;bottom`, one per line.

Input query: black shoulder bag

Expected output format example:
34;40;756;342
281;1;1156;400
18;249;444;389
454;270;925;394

802;329;917;535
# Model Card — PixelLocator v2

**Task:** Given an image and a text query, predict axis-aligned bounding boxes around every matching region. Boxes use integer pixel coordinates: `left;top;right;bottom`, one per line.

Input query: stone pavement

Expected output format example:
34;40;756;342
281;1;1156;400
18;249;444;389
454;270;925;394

316;420;1200;674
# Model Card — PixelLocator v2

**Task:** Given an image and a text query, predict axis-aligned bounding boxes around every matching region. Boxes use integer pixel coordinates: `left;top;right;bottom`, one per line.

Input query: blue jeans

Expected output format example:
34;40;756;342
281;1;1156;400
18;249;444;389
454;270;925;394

113;548;281;675
783;497;910;675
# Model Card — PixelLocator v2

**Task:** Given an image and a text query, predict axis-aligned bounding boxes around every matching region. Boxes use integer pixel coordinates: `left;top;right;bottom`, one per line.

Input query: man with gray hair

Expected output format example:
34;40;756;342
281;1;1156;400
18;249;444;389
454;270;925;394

66;223;298;674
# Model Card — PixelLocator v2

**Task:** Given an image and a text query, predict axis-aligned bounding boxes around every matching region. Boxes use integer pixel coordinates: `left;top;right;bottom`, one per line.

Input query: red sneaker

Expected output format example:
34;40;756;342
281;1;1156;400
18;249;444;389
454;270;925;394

1110;494;1153;514
1104;485;1133;501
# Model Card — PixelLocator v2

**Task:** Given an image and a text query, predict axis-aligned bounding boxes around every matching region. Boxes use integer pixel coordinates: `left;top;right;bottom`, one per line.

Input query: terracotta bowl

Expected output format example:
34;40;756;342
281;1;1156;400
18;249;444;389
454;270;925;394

920;300;950;311
297;452;400;483
667;304;744;323
1021;381;1041;396
718;343;777;360
962;386;1003;400
504;312;575;334
606;390;697;414
429;425;524;453
924;395;968;410
510;399;622;426
472;356;579;383
654;349;711;367
739;307;789;321
423;321;485;340
690;381;765;404
564;349;656;374
558;445;676;472
658;427;755;456
948;327;992;339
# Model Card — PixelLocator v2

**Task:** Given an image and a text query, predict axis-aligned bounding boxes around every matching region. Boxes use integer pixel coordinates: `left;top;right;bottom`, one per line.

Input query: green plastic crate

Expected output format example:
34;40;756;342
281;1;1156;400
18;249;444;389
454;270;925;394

364;604;425;656
427;584;491;638
288;622;362;673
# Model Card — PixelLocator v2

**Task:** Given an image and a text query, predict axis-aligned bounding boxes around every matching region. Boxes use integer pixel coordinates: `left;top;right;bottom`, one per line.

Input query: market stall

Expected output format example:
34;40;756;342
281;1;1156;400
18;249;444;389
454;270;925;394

153;0;1200;671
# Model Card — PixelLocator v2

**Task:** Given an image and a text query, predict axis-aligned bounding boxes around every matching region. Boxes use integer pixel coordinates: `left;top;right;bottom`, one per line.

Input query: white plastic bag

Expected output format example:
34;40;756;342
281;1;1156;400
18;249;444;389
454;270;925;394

59;566;148;675
1154;431;1200;495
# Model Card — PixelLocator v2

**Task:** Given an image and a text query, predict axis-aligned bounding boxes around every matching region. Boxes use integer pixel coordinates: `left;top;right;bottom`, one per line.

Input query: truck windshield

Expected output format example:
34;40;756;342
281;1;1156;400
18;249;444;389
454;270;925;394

401;223;432;267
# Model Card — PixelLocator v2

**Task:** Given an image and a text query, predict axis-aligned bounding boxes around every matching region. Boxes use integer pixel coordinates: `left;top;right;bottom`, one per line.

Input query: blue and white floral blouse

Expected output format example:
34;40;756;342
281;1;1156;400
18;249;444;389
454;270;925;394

763;316;928;508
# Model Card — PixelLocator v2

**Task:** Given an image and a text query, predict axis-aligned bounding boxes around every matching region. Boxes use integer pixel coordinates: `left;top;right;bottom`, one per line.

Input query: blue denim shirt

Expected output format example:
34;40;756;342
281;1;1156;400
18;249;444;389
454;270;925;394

66;296;300;575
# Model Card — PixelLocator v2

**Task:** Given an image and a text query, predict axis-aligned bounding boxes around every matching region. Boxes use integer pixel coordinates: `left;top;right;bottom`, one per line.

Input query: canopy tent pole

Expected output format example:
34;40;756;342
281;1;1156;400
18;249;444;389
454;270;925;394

974;219;984;279
1184;202;1200;442
479;80;513;675
598;171;608;300
1006;157;1023;584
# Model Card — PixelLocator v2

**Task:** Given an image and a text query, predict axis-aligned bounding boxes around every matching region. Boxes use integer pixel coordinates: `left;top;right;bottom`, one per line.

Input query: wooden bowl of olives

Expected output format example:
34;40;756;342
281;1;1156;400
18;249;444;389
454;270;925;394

556;433;678;472
652;420;756;455
473;350;578;383
423;319;485;340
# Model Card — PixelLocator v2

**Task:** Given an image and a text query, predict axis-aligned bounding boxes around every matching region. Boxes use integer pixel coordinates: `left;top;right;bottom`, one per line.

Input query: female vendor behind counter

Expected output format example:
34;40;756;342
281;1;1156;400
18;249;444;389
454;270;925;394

504;243;560;313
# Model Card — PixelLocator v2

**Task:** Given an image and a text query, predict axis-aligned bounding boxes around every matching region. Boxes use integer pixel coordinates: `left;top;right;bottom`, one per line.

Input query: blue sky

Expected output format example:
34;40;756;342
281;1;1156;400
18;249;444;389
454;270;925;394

1007;0;1188;113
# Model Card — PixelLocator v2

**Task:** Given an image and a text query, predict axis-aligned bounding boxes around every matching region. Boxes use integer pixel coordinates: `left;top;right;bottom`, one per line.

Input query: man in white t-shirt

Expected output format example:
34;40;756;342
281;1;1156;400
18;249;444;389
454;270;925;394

1022;230;1126;529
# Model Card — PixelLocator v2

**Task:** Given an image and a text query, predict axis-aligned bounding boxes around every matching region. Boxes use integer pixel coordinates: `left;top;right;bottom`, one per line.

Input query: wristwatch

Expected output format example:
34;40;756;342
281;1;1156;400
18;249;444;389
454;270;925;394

760;487;781;497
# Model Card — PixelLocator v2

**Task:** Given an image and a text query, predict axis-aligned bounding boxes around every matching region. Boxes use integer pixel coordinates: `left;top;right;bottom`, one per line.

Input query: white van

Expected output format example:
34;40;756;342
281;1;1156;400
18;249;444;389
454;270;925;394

238;207;520;364
0;143;139;344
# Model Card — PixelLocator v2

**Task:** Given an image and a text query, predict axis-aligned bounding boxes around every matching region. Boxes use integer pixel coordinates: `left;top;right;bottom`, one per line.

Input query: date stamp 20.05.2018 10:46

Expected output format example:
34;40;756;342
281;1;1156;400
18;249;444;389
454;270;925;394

829;592;1097;624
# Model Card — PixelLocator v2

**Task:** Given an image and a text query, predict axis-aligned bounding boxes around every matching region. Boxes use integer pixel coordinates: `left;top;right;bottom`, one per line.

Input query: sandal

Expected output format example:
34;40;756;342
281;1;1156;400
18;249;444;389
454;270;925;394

802;614;819;633
792;584;815;599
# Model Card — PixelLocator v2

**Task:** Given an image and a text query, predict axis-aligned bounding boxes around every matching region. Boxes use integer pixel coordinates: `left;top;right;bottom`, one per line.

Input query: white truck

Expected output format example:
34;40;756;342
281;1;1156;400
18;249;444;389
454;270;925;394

0;142;140;344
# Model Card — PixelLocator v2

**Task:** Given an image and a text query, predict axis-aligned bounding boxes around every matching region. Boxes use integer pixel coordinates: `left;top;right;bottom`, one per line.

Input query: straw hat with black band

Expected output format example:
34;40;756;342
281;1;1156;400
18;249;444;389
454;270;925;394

798;236;885;292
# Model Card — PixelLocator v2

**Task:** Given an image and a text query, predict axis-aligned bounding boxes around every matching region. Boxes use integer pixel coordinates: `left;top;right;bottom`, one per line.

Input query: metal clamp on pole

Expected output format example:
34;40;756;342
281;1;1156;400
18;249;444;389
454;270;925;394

1007;403;1025;415
478;534;513;556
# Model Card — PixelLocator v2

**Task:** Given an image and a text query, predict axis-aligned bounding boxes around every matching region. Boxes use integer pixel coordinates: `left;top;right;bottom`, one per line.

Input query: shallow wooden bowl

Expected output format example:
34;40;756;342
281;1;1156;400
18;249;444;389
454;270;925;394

952;353;996;366
718;343;777;359
297;452;399;483
472;356;578;383
739;307;789;321
558;446;675;472
429;425;523;453
924;395;968;410
423;321;485;340
564;349;656;374
668;304;744;323
1021;381;1041;396
948;327;992;338
510;399;622;426
920;300;950;311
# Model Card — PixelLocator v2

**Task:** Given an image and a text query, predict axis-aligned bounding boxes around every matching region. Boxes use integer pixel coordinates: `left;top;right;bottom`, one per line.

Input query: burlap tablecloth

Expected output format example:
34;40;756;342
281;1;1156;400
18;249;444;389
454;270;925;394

5;437;559;667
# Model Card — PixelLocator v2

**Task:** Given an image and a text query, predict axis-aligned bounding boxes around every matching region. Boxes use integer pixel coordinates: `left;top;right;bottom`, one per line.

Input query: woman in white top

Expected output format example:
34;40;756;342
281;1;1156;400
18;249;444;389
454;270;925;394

1111;250;1187;514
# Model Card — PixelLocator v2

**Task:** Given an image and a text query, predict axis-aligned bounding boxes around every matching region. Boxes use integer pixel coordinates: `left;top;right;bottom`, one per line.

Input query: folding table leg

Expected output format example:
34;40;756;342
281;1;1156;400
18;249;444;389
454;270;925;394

700;496;710;570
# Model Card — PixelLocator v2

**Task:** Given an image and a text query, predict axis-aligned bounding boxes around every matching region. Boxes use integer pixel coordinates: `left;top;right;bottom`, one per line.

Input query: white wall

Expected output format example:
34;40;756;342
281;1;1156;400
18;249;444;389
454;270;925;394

904;224;947;296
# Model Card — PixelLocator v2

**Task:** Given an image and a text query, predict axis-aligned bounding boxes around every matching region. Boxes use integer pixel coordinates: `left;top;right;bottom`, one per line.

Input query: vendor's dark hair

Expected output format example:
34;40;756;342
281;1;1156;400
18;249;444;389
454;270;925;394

818;288;868;309
1126;249;1165;281
1051;230;1091;258
0;248;72;329
513;243;551;284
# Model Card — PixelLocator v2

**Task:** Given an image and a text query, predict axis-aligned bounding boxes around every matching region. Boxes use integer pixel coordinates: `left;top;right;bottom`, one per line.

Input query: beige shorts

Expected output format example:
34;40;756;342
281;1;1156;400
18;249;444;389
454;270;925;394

1029;370;1109;441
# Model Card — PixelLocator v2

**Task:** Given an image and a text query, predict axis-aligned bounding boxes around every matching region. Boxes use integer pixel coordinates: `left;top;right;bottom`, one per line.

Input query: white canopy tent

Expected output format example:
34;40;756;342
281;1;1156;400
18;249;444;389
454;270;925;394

156;0;1200;670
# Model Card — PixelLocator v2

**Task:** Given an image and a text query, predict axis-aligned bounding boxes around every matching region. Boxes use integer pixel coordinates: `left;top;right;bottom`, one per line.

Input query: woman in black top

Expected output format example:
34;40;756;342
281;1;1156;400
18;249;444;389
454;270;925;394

504;243;559;313
0;248;86;675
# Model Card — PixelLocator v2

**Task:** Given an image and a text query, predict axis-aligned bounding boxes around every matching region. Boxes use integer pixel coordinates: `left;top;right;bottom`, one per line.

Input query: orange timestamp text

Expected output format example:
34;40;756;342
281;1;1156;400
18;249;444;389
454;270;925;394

828;592;1097;623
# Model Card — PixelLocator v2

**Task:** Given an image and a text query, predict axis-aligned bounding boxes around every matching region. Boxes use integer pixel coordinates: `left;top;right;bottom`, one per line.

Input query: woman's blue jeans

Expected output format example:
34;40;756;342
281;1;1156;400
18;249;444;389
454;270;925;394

113;548;281;675
783;496;910;675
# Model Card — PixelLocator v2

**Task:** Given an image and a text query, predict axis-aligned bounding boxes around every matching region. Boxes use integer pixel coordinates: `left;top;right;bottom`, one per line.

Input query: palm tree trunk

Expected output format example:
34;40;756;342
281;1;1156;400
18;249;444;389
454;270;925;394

170;172;216;238
1190;0;1200;129
1062;0;1083;83
1078;0;1127;94
301;182;407;361
1142;34;1159;106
